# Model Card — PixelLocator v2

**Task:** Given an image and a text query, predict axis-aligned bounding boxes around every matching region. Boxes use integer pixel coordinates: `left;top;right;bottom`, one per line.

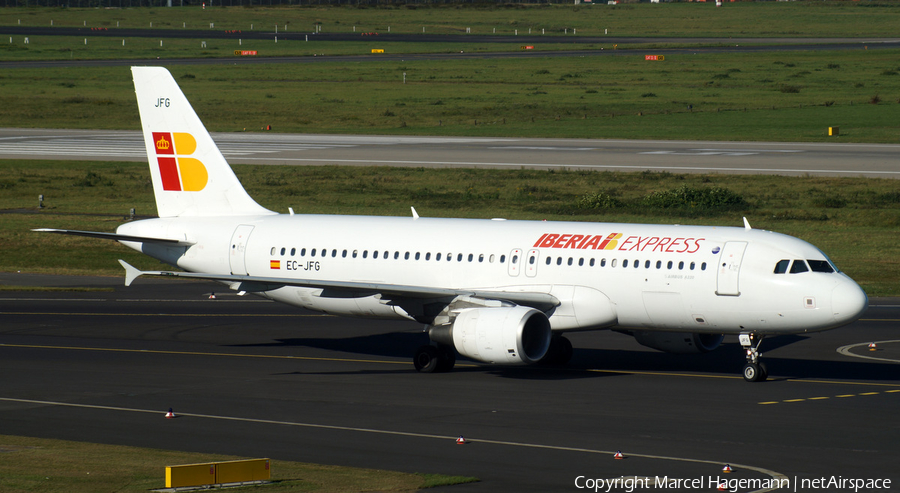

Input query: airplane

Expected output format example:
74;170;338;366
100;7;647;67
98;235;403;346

36;66;868;382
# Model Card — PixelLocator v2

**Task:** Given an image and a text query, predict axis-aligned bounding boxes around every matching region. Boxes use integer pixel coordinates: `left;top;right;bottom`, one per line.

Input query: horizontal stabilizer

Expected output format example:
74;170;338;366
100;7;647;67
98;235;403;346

33;229;195;246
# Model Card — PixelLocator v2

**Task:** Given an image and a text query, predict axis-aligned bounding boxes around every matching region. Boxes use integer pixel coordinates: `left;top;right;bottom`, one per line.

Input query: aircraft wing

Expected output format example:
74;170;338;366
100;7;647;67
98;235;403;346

33;229;195;246
118;260;559;311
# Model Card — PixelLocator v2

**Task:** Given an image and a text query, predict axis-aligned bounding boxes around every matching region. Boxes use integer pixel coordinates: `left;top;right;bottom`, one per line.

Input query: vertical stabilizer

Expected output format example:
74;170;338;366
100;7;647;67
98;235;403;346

132;66;274;218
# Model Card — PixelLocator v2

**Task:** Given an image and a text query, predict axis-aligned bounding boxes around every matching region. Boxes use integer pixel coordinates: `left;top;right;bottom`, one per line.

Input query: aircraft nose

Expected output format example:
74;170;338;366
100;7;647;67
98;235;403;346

832;279;868;324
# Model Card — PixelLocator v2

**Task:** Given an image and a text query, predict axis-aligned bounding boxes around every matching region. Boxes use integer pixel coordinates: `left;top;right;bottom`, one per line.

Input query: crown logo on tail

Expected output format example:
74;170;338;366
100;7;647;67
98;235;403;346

155;135;171;151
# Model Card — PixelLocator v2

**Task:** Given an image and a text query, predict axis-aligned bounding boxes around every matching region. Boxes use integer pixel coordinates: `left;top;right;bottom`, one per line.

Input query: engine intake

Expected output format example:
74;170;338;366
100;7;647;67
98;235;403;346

430;306;552;365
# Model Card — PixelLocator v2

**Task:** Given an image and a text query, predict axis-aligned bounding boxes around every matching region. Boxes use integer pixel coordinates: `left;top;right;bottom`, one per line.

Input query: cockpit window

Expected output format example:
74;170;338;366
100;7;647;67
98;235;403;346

789;260;809;274
807;260;835;273
773;260;790;274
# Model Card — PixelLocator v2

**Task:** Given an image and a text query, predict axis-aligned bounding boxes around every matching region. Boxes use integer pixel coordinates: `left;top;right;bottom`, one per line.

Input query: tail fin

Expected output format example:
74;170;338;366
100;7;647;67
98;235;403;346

132;66;274;218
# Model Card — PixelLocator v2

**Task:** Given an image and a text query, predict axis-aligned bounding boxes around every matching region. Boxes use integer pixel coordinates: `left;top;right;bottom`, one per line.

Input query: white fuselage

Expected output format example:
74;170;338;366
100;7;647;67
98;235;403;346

118;214;867;336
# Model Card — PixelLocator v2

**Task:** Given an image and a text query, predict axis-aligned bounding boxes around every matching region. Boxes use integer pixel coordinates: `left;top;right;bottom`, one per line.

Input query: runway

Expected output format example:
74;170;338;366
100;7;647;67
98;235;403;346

3;128;900;178
0;272;897;491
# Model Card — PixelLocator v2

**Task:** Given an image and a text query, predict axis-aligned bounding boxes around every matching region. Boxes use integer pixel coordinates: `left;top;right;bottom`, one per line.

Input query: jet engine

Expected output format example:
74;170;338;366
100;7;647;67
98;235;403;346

632;331;724;354
430;306;552;365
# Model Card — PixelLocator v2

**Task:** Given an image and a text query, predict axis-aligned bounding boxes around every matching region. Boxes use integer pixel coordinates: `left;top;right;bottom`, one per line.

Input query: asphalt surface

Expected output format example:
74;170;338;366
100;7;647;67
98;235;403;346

0;272;898;491
3;128;900;178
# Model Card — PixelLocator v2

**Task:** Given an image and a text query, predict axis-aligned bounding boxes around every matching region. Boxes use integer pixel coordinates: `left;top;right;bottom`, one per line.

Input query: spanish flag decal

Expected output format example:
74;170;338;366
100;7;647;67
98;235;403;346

153;132;209;192
270;260;281;270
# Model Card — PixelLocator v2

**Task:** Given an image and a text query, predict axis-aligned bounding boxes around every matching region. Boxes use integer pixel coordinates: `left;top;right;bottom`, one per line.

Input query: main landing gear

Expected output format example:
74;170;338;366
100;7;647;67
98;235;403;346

740;333;767;382
541;335;573;366
413;344;456;373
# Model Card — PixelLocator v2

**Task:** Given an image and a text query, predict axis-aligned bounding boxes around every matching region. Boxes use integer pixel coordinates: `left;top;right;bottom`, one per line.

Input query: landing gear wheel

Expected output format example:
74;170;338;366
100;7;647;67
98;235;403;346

414;345;455;373
414;345;440;373
436;344;456;372
742;363;767;382
542;335;573;365
739;333;767;382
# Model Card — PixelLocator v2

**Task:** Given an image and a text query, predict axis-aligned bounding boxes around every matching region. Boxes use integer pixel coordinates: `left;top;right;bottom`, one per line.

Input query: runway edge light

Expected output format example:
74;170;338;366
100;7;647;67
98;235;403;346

614;450;624;459
456;435;466;445
166;408;175;419
722;464;733;473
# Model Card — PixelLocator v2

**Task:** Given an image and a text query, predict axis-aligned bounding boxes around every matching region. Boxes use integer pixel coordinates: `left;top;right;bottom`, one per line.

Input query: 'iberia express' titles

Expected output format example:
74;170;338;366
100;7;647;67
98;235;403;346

153;132;209;192
534;233;704;254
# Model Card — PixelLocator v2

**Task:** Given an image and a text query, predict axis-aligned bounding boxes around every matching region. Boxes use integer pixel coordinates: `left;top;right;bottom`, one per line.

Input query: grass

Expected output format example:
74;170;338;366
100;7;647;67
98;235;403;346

0;435;476;492
4;160;900;295
1;48;899;142
3;2;900;37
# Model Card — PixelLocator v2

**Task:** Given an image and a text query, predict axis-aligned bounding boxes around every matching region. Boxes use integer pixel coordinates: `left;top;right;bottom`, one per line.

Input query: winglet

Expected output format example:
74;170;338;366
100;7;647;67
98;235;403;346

118;259;144;287
743;217;752;230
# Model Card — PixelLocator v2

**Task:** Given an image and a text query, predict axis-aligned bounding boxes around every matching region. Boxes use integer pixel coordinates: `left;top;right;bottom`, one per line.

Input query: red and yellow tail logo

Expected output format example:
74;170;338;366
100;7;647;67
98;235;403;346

152;132;208;192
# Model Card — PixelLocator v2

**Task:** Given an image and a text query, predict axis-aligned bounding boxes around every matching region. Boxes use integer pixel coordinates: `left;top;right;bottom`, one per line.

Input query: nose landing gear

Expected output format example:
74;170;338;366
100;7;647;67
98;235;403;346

740;333;767;382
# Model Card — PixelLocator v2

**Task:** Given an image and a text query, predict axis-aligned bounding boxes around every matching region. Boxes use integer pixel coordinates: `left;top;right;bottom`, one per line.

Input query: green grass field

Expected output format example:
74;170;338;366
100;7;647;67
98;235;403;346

0;435;475;492
6;160;900;295
1;48;899;142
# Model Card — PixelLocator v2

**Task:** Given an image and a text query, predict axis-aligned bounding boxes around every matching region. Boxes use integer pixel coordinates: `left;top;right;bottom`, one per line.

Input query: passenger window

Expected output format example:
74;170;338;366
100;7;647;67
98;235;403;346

341;250;347;258
601;259;607;267
332;249;337;257
479;254;484;263
623;259;629;268
394;251;400;260
611;259;617;267
634;259;639;269
363;251;368;259
678;261;684;270
436;253;442;261
529;256;536;265
458;253;463;262
425;252;431;261
773;259;790;274
667;261;673;269
405;252;410;260
656;260;662;269
808;260;835;273
280;247;286;255
546;257;552;265
790;260;809;274
352;250;357;258
311;248;317;257
557;257;562;266
567;258;573;266
415;252;421;260
644;260;650;269
578;258;584;266
374;250;379;259
690;262;695;270
322;249;327;257
500;255;506;263
589;258;595;267
468;254;474;262
701;262;707;271
270;247;276;256
290;248;296;256
383;251;389;259
301;248;306;257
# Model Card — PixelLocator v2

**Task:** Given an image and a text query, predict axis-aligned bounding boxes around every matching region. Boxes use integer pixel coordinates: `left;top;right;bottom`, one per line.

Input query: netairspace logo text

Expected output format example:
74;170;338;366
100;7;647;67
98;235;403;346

573;475;892;493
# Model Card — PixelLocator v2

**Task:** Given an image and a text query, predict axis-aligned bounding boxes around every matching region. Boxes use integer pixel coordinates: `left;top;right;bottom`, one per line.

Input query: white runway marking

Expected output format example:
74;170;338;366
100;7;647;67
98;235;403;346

248;157;900;176
0;396;787;492
836;340;900;363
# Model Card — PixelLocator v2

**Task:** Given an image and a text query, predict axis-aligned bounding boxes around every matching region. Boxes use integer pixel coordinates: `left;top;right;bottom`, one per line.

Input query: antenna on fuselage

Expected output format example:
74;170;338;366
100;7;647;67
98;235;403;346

743;217;752;230
411;207;420;220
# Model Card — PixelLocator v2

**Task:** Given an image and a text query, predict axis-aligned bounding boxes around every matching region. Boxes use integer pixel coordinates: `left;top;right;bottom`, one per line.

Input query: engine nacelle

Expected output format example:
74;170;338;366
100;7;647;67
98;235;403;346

431;306;552;365
632;331;724;354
